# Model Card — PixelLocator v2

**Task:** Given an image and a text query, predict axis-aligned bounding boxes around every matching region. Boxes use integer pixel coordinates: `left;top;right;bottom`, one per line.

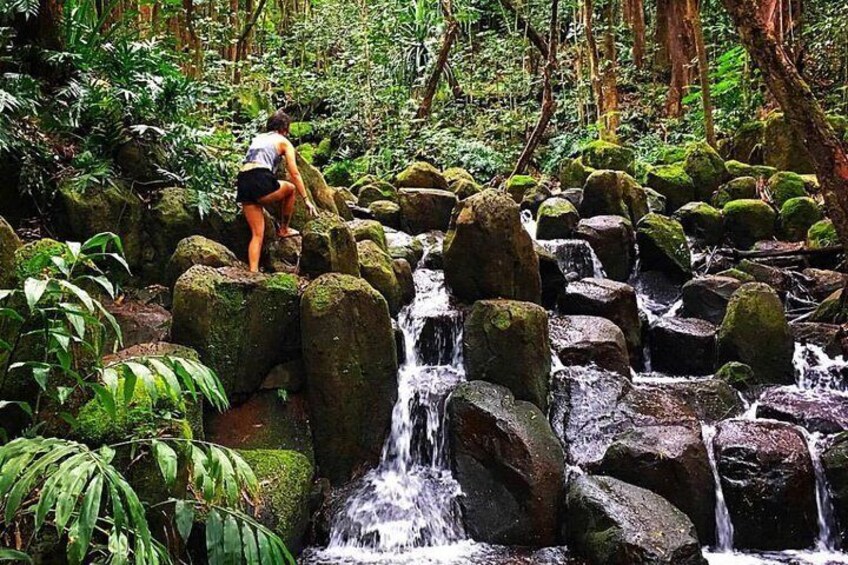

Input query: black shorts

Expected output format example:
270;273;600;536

236;168;279;203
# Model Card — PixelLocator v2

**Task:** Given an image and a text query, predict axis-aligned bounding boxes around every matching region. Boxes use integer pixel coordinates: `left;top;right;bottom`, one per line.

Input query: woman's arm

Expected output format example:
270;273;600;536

280;137;317;215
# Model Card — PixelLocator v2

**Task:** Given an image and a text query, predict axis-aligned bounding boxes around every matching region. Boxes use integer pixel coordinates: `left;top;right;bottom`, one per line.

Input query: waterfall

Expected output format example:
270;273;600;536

804;431;840;552
539;239;605;280
324;267;468;554
793;342;848;392
701;424;735;552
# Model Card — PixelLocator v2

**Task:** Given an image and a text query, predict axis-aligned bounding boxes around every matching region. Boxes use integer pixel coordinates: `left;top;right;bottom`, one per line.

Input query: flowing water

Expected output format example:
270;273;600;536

702;424;736;553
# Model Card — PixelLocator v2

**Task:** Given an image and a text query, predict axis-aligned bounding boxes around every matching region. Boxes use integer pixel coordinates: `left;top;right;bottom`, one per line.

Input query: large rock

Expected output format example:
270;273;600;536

348;219;387;250
505;175;538;204
757;387;848;434
640;379;744;423
558;278;641;365
535;197;580;240
779;197;821;242
769;171;808;208
463;300;551;411
301;274;398;484
717;283;794;386
635;213;691;279
357;182;398;207
646;164;695;212
447;381;564;547
575;215;636;282
580;170;646;223
683;141;728;201
713;419;817;550
171;267;301;399
550;315;630;377
722;199;776;249
597;424;717;543
0;215;21;287
165;235;241;288
280;153;341;225
713;176;758;208
649;317;717;376
822;434;848;547
395;161;449;190
681;276;743;325
580;140;636;175
673;202;724;246
444;189;541;304
807;219;839;249
300;215;360;278
565;475;706;565
398;188;457;234
105;298;171;349
357;240;406;315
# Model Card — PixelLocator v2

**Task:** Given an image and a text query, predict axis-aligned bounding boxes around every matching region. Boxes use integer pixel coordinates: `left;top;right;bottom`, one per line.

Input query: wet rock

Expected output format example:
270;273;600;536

597;424;716;543
580;170;629;219
301;274;398;484
0;215;21;287
561;187;584;209
447;381;565;547
348;219;388;251
263;236;302;274
768;171;808;208
385;228;424;267
398;188;458;234
735;259;792;294
106;299;171;349
357;240;406;315
681;276;743;324
444;189;541;304
565;475;706;565
300;215;360;278
641;379;744;423
463;300;551;411
357;182;398;207
822;434;848;547
369;200;402;229
536;243;566;309
172;267;301;399
646;163;695;212
803;269;848;302
757;387;848;434
575;215;636;282
393;259;416;307
536;198;580;240
395;161;449;190
519;183;553;216
673;202;724;246
649;317;717;376
505;175;538;204
717;283;794;386
722;199;776;249
713;419;817;550
444;167;476;188
635;213;692;279
550;315;630;377
712;176;758;208
558;278;641;365
683;140;729;201
791;322;845;358
715;361;756;390
810;288;848;324
580;140;636;175
779;197;821;242
644;187;668;214
165;235;241;288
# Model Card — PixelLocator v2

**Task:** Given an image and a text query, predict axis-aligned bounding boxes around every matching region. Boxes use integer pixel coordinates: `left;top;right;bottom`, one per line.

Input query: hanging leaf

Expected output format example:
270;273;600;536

152;440;178;488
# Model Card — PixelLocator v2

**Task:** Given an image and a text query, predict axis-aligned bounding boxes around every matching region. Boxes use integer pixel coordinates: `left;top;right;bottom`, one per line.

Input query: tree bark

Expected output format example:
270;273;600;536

721;0;848;249
623;0;645;68
600;0;619;139
416;0;459;120
687;0;716;147
498;0;550;58
583;0;603;125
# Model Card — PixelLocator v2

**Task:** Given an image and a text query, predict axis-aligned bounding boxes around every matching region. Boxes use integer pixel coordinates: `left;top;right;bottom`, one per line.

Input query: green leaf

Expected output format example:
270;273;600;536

58;280;95;312
241;522;259;564
206;509;223;565
67;474;103;564
223;514;241;565
23;278;48;310
152;440;178;488
0;549;32;562
174;500;195;542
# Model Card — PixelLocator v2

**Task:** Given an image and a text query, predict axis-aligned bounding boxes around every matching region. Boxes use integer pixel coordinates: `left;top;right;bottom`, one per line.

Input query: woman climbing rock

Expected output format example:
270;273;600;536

237;109;317;272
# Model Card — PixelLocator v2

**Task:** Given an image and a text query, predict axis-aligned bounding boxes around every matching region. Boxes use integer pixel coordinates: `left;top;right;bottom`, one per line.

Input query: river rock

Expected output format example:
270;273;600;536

357;182;398;207
779;197;821;242
558;278;641;365
756;387;848;434
717;283;794;386
803;269;848;301
385;228;424;267
713;419;817;550
447;381;564;547
565;475;706;565
681;276;742;324
536;197;580;240
683;141;728;201
357;240;406;315
575;215;636;282
713;176;758;208
640;379;744;423
722;199;776;249
105;298;171;349
165;235;241;288
807;219;838;249
398;188;458;234
646;163;695;212
580;140;636;175
822;434;848;547
395;161;449;190
519;183;553;215
636;213;692;279
300;214;360;278
673;202;724;246
536;243;567;309
769;171;808;208
369;200;401;229
444;189;541;304
791;322;845;358
581;170;647;224
348;219;388;251
550;315;630;377
463;300;551;411
505;175;538;204
301;273;398;484
444;167;476;188
649;317;717;376
171;267;301;399
0;215;21;287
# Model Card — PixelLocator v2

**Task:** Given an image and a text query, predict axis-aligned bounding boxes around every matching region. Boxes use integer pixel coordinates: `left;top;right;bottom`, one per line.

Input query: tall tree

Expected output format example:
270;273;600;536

416;0;460;120
623;0;645;68
686;0;716;147
721;0;848;248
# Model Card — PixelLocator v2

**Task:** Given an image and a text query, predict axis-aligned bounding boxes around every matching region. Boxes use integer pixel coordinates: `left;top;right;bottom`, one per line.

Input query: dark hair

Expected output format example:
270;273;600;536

266;109;292;134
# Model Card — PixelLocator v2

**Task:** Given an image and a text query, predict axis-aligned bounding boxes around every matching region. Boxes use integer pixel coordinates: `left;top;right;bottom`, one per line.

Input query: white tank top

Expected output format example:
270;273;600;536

244;132;285;171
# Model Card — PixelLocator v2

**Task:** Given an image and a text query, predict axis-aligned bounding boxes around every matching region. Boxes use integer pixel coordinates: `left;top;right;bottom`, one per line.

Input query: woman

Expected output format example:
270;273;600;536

237;109;317;272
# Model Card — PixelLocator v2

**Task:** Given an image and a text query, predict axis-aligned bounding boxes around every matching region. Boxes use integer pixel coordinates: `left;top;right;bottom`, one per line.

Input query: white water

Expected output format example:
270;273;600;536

794;342;848;392
702;424;736;553
805;432;840;552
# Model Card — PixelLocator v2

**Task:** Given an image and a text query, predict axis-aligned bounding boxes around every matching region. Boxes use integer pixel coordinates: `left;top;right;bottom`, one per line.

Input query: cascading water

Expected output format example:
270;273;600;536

805;431;840;552
701;424;735;552
793;342;848;392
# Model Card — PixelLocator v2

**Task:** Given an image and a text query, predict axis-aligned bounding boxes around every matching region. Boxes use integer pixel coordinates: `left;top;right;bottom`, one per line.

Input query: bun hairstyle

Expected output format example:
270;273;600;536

266;109;292;134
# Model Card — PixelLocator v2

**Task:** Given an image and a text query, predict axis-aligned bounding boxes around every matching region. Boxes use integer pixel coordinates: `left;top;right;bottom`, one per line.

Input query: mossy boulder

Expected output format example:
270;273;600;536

349;174;379;194
368;200;402;229
575;216;636;282
715;361;756;390
646;164;695;212
768;171;807;208
240;449;313;551
444;167;476;188
385;229;424;267
394;161;448;190
165;235;241;288
635;213;691;279
300;214;360;278
0;215;21;287
726;160;776;180
580;170;629;219
357;240;406;315
280;154;340;226
535;197;580;240
347;220;387;252
171;267;301;399
558;157;594;188
724;121;765;164
810;288;848;324
297;143;316;164
717;283;794;386
779;197;821;242
451;178;483;200
683;141;729;201
301;274;398;484
673;202;724;246
357;182;399;207
13;238;70;283
519;183;553;215
580;140;636;176
723;199;776;249
463;300;551;411
397;188;458;234
314;138;333;166
505;175;538;204
444;189;541;304
807;219;839;249
644;187;667;214
713;177;758;208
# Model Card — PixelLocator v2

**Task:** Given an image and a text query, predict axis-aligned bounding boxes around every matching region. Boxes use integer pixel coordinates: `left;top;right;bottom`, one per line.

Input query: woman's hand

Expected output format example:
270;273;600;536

306;201;318;217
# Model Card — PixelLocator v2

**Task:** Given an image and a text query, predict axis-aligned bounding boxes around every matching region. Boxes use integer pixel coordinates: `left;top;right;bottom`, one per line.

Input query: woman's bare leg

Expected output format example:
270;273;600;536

259;181;297;236
242;203;266;272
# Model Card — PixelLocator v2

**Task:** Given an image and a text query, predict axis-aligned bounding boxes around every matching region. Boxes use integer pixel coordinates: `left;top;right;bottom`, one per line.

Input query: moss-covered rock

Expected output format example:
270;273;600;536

683;141;729;201
673;202;724;245
580;140;636;175
297;143;316;164
386;229;424;267
444;189;541;304
635;213;691;279
723;199;776;249
452;178;483;200
807;219;839;249
444;167;475;188
580;170;629;219
768;171;807;208
301;274;398;484
357;240;405;315
314;138;333;167
240;449;313;551
368;200;402;229
644;187;667;214
398;188;458;234
280;153;341;226
535;197;580;240
646;164;695;213
300;214;360;278
165;235;241;288
716;361;756;390
575;216;636;282
726;160;776;180
357;182;399;207
810;288;848;324
717;283;794;386
0;215;21;287
505;175;538;204
713;177;759;208
724;121;765;164
558;157;594;188
395;161;448;190
13;238;70;283
348;219;387;251
171;267;301;399
323;161;355;187
779;197;822;242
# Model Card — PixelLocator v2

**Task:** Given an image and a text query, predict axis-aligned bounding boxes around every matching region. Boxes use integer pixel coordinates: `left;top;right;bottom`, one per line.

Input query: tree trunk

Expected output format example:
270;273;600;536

499;0;550;58
721;0;848;249
600;0;619;139
623;0;645;68
584;0;603;125
14;0;63;50
687;0;716;147
416;0;459;120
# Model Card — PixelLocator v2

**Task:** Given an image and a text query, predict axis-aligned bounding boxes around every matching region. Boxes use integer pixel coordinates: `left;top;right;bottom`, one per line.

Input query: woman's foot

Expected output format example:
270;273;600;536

277;226;300;238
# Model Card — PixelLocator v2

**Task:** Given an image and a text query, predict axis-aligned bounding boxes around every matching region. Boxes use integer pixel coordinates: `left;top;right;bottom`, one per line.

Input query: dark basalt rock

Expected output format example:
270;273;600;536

757;386;848;434
681;276;743;325
649;317;717;376
641;379;744;423
549;314;631;377
575;215;636;282
822;433;848;547
398;188;458;234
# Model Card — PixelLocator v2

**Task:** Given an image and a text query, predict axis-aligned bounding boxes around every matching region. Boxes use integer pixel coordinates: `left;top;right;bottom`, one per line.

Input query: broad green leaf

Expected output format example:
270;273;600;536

223;514;241;565
152;441;178;488
0;549;31;562
23;278;48;310
67;474;103;564
206;509;223;565
175;500;195;542
241;523;259;564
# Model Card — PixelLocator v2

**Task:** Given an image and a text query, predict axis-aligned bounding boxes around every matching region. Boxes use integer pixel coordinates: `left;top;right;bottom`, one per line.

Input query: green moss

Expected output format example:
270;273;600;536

395;162;448;190
722;199;776;249
716;361;755;390
13;239;70;283
358;183;398;207
779;197;822;242
357;240;402;314
505;175;538;203
645;164;695;212
768;172;807;208
726;160;776;180
807;219;839;249
323;161;355;187
264;273;300;292
288;122;313;140
713;177;758;208
717;268;757;283
673;201;724;245
558;157;593;188
302;273;369;313
314;138;333;166
444;167;476;187
683;141;729;200
297;143;316;165
580;140;636;175
635;213;691;277
349;220;388;251
536;197;579;240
